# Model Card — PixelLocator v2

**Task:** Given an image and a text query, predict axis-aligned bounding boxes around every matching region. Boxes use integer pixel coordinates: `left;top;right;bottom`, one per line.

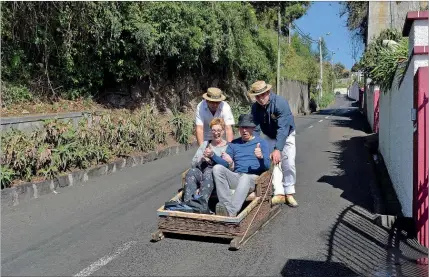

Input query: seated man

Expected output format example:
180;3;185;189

211;114;270;217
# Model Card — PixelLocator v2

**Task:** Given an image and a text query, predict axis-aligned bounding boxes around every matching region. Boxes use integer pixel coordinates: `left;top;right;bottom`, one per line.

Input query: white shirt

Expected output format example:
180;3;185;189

195;100;235;141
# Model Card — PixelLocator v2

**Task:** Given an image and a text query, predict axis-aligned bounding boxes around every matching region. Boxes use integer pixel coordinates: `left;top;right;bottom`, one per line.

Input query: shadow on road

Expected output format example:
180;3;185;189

282;104;428;277
281;205;428;277
317;106;380;212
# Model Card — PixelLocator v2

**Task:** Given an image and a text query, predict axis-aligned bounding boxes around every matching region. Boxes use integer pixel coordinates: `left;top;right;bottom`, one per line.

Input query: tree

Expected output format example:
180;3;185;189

339;1;368;45
339;2;368;42
334;63;350;78
320;37;331;61
250;1;310;34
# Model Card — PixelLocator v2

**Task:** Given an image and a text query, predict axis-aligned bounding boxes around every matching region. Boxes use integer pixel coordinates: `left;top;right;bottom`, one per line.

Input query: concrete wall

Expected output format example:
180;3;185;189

367;1;425;45
378;13;428;217
379;62;414;216
408;19;429;56
0;112;93;133
348;82;359;101
278;79;309;115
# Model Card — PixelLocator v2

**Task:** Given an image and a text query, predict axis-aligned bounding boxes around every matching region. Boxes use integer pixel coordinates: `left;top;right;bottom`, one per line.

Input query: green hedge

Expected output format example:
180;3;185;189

1;2;328;103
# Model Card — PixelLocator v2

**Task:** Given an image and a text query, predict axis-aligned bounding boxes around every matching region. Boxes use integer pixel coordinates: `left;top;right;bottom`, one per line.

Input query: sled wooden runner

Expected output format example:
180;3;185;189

151;169;282;250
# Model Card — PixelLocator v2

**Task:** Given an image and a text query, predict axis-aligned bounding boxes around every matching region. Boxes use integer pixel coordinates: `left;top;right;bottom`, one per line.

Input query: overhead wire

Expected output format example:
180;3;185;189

291;22;319;44
291;22;337;55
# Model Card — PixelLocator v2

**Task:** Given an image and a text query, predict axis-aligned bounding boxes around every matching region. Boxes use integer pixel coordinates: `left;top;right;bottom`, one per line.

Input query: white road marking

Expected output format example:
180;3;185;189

74;241;137;277
325;116;329;119
318;120;323;122
308;125;313;129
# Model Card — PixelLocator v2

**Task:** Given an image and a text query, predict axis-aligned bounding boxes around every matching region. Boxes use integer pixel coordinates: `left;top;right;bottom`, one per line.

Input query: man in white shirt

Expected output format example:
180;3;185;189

195;88;235;145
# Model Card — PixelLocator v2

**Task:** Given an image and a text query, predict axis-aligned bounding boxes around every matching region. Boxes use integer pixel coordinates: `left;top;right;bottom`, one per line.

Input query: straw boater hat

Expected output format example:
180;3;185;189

248;80;272;96
202;87;226;102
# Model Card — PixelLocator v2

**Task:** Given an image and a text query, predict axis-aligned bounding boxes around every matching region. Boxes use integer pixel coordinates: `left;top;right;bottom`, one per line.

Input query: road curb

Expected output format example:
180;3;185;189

1;142;197;208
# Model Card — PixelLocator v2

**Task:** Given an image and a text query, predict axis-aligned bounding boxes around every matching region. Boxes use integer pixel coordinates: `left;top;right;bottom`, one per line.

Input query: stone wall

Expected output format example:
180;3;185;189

277;79;310;115
103;75;309;115
2;75;311;133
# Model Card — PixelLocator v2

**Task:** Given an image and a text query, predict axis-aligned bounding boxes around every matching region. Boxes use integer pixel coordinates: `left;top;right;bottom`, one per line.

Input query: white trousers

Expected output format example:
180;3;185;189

263;131;296;195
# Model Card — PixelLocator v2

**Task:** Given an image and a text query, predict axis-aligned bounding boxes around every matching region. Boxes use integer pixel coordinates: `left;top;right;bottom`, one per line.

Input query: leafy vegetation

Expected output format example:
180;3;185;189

355;29;408;92
0;107;185;187
1;1;331;106
339;2;368;41
1;2;340;187
170;112;194;145
230;100;251;131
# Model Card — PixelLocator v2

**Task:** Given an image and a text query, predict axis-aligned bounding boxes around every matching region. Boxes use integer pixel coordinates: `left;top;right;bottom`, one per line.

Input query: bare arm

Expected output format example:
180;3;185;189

191;142;207;167
196;125;204;146
225;125;234;142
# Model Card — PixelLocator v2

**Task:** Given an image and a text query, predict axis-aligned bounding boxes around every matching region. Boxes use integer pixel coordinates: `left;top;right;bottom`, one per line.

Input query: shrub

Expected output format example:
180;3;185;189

170;112;194;144
1;82;33;106
0;107;172;188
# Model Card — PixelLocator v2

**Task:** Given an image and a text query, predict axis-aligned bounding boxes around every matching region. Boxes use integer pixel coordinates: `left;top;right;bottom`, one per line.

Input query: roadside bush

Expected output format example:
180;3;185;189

230;100;251;127
318;92;335;109
0;165;15;189
1;82;33;106
0;107;172;188
170;112;194;144
357;29;408;92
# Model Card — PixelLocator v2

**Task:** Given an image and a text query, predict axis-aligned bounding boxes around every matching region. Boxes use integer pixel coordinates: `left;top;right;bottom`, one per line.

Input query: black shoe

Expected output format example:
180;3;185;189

215;203;229;216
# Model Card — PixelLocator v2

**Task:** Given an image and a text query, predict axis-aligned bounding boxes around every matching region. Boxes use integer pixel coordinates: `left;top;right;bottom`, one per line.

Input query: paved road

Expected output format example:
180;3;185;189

2;96;427;277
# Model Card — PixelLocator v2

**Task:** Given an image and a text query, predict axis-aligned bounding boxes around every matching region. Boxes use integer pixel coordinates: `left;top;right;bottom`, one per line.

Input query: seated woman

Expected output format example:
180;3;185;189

183;118;228;206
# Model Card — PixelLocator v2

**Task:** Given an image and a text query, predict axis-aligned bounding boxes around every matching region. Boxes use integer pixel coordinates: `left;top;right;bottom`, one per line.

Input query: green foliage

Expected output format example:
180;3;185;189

1;165;15;189
170;113;194;144
339;1;368;44
1;2;315;105
358;29;408;92
0;108;173;187
318;92;335;109
283;34;318;84
358;29;402;72
250;2;311;28
320;37;331;61
229;100;251;129
1;82;33;106
370;38;408;92
334;63;350;79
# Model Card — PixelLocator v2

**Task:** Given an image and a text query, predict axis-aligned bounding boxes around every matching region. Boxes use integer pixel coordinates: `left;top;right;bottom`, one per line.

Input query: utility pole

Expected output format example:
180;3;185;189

288;22;291;44
331;54;335;93
277;6;281;94
319;36;323;99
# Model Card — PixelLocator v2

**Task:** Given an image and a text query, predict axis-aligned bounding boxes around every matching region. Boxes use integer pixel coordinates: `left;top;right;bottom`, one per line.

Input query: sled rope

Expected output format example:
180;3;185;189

238;168;275;245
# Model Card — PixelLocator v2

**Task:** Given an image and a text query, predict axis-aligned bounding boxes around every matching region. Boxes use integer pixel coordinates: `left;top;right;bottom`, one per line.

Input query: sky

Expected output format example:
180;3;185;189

294;1;364;70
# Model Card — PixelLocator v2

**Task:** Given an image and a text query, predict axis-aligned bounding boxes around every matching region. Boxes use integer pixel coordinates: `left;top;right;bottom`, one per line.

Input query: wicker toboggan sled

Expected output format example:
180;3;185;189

151;168;281;250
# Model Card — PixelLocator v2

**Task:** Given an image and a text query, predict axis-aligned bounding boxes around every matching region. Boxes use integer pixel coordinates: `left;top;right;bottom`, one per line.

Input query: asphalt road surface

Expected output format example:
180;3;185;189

2;96;427;277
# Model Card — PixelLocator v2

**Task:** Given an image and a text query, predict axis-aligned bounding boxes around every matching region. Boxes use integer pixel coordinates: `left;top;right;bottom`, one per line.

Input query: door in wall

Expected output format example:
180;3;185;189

413;66;428;265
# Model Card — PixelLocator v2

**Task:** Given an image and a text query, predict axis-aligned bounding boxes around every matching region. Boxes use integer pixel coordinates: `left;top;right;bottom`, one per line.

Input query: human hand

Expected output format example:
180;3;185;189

201;156;210;163
221;151;233;164
254;143;263;159
270;149;281;164
203;147;213;158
